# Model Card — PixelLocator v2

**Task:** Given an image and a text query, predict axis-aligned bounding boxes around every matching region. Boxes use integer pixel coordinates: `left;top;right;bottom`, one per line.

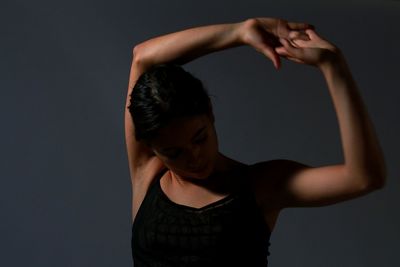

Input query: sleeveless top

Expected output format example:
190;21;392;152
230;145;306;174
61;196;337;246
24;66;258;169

131;167;272;267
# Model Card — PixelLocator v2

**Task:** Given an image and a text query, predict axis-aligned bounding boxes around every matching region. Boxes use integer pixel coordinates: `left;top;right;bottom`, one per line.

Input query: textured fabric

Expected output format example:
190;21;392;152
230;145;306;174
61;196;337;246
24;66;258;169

131;167;271;267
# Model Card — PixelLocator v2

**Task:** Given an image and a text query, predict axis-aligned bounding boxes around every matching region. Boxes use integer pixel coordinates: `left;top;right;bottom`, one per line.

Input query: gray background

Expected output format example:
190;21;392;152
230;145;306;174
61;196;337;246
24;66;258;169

1;0;399;266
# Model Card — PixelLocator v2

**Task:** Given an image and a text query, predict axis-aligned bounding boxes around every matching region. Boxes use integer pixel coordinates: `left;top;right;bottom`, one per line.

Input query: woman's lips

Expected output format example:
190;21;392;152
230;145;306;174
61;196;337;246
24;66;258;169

191;162;208;173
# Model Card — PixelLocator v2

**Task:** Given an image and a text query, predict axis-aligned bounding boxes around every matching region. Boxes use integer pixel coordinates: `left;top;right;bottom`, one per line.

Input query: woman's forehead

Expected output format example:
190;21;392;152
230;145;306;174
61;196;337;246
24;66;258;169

153;116;209;147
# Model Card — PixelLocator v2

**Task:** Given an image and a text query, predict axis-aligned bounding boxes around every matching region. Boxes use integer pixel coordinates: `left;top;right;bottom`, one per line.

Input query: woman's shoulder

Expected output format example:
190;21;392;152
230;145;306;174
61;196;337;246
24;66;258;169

219;155;280;181
247;159;310;209
221;155;280;180
248;158;309;181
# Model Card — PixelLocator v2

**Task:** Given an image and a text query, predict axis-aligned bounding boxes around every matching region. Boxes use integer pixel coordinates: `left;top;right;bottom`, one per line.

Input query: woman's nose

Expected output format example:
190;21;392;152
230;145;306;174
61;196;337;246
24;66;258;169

187;145;202;167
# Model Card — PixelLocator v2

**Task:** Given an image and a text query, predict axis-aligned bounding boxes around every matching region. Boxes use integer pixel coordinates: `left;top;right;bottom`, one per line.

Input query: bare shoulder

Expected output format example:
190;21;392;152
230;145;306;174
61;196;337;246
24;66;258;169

249;159;309;182
247;159;310;210
245;159;309;231
249;158;376;210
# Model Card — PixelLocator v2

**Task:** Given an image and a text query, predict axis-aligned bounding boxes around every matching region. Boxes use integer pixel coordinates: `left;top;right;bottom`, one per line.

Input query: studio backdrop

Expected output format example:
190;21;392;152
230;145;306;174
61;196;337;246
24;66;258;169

1;0;399;266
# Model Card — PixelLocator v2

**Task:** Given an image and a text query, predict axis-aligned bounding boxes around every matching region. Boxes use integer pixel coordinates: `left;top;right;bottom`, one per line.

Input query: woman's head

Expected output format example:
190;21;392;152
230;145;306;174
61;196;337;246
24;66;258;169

127;64;219;178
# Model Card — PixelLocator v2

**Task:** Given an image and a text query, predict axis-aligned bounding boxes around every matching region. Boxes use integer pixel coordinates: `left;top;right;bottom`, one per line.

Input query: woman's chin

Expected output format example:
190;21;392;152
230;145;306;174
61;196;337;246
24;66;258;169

186;162;214;179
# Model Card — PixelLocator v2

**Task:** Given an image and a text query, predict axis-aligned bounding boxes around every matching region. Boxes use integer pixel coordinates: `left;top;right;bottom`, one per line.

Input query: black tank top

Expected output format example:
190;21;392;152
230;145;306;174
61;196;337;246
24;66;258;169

131;167;271;267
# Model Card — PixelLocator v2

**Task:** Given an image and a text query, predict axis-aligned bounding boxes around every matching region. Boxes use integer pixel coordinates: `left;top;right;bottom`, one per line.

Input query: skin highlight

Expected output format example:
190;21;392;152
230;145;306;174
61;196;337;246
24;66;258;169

126;17;386;229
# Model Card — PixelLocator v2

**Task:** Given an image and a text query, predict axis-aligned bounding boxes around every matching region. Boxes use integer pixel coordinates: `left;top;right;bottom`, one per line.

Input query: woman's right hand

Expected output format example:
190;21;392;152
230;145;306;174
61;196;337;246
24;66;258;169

240;17;315;69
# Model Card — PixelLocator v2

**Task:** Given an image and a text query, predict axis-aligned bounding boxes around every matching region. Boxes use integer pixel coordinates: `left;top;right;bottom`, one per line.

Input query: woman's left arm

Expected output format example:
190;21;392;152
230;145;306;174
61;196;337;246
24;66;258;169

254;29;387;209
318;52;386;187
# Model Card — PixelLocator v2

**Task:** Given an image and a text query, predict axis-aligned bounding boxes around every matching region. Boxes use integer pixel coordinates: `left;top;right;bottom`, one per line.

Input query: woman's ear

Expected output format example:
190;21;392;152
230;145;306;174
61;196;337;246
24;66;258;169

210;111;215;124
207;99;215;123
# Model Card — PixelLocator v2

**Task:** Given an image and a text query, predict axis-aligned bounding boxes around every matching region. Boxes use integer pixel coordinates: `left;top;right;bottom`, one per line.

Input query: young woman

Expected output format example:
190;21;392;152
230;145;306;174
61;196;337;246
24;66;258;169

125;17;386;266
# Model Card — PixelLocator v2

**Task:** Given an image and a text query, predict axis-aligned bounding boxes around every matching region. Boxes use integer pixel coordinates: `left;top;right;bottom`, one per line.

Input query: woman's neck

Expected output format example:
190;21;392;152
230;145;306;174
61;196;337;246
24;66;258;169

169;152;248;192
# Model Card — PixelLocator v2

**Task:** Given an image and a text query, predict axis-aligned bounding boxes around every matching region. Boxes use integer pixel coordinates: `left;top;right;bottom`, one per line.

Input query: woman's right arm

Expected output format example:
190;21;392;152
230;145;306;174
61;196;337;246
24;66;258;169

131;17;313;79
131;22;243;76
125;17;313;182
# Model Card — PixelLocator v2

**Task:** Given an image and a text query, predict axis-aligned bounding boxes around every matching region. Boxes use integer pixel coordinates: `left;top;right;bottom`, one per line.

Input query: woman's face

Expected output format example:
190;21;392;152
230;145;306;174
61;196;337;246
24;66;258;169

150;114;219;179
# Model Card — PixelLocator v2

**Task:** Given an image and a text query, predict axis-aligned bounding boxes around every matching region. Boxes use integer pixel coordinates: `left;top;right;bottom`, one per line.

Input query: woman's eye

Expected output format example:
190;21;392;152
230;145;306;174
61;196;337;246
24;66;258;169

195;135;208;144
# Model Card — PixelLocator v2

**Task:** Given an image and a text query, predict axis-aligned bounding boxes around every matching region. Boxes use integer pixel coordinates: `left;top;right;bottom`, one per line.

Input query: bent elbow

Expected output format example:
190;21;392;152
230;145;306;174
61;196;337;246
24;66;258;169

365;175;386;191
132;45;144;66
370;165;387;190
356;164;387;192
132;44;153;76
371;178;386;190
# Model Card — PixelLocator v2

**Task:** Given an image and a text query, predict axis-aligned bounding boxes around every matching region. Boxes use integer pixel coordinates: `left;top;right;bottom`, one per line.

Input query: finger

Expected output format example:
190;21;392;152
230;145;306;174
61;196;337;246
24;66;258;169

279;38;306;62
259;45;281;69
279;38;299;55
275;46;290;57
286;56;305;64
288;22;315;30
289;31;311;41
305;29;320;40
275;50;305;64
291;38;309;47
288;39;300;48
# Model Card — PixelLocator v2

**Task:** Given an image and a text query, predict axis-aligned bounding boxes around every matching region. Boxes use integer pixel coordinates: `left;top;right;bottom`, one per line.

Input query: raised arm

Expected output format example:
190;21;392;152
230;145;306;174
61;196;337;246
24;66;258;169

125;18;314;183
131;18;314;77
253;29;387;210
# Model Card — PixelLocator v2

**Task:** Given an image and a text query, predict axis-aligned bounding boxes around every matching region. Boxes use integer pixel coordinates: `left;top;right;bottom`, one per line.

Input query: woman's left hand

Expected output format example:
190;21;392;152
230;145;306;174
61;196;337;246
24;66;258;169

275;29;342;68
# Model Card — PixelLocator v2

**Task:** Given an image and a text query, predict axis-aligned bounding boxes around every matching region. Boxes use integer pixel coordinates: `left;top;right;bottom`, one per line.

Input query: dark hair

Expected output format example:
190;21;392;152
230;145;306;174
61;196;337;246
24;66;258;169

127;64;212;143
